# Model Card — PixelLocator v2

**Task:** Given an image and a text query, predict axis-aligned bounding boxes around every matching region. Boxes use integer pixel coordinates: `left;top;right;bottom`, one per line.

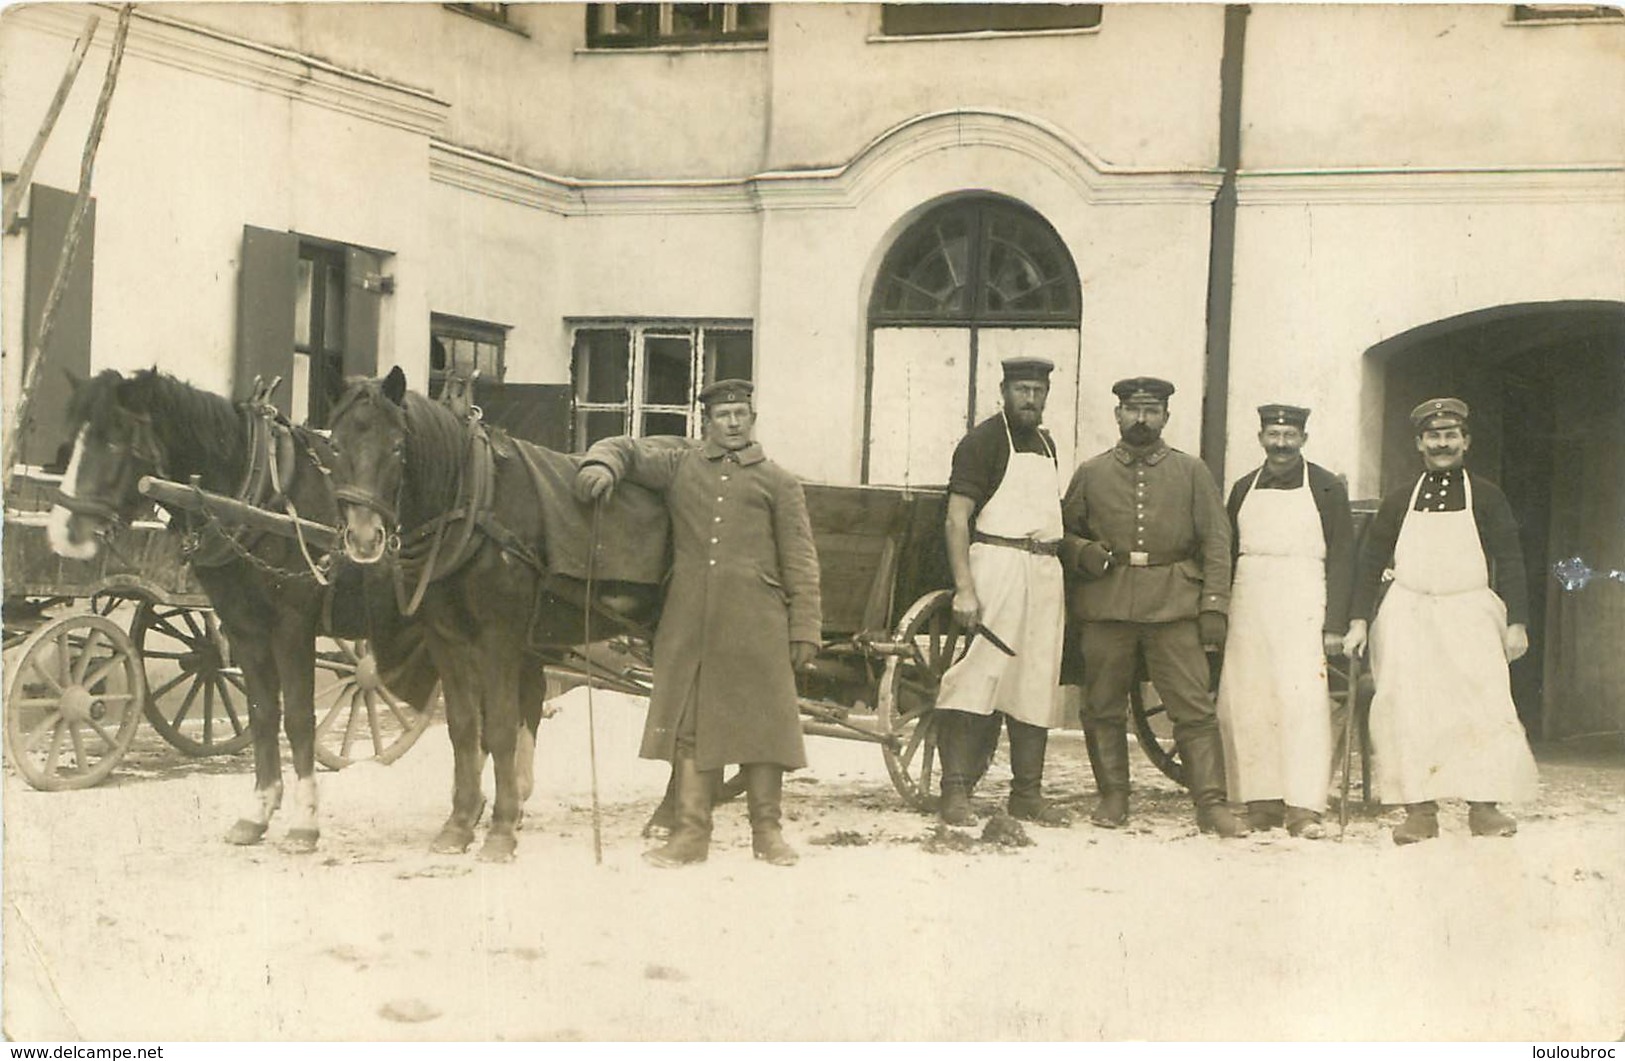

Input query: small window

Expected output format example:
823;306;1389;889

585;3;769;48
445;3;515;28
1509;4;1623;20
879;3;1101;37
429;314;507;400
570;322;753;449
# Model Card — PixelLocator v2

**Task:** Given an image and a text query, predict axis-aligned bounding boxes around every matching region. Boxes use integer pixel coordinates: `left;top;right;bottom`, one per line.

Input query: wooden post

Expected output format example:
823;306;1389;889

0;14;100;236
4;5;132;495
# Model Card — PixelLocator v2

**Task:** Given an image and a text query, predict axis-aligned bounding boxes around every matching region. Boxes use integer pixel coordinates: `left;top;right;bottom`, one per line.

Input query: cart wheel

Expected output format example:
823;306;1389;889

877;589;964;811
132;602;255;756
1130;677;1185;786
312;638;437;770
4;613;146;790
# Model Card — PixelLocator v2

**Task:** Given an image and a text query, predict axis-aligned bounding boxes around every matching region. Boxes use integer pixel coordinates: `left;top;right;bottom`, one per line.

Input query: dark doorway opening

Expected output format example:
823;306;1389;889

1370;301;1625;740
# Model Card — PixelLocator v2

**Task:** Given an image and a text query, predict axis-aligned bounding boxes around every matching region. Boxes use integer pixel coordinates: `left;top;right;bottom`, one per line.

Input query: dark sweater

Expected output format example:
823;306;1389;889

1225;460;1355;634
1350;470;1528;624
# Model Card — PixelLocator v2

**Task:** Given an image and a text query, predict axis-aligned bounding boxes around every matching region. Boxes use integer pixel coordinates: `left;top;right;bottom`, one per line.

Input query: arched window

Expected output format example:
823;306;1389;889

866;197;1081;484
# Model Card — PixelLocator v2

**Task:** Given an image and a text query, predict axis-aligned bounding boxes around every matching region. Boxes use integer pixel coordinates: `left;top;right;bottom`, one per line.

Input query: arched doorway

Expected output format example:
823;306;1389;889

1367;301;1625;740
864;196;1081;485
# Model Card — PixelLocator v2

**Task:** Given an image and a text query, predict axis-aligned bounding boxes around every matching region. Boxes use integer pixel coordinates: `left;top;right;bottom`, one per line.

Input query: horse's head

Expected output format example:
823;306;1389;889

47;370;166;560
327;365;409;565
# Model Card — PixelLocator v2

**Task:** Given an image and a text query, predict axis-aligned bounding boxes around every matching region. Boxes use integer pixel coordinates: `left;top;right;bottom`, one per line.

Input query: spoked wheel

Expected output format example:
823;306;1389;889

313;638;437;770
4;613;146;790
1130;676;1184;786
877;589;964;811
132;602;255;756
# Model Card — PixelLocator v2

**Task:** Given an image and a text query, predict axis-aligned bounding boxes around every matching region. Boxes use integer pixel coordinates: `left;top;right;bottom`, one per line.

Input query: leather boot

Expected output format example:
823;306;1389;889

644;756;716;867
1006;718;1071;825
936;710;980;827
1083;723;1131;828
1468;802;1517;838
1285;805;1325;840
745;763;798;866
642;770;679;840
1247;799;1287;831
1392;801;1440;845
1179;725;1250;838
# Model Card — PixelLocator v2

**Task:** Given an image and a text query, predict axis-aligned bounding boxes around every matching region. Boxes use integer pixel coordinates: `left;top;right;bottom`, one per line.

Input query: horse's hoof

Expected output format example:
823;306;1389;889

225;820;269;846
431;828;474;855
284;828;320;854
477;834;517;863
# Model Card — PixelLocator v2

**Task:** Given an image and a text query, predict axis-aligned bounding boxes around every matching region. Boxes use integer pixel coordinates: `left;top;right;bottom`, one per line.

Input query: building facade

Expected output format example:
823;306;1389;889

3;2;1622;737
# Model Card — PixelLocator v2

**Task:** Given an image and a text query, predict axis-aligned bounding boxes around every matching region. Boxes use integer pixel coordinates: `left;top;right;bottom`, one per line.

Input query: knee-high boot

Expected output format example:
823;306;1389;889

1083;723;1131;827
1006;718;1071;825
1177;724;1249;838
745;763;798;866
936;710;980;827
644;755;717;867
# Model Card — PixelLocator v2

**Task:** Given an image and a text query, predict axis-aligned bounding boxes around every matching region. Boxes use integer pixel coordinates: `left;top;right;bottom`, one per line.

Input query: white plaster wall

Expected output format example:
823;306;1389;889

557;209;762;322
766;4;1225;172
1227;196;1625;499
0;11;434;405
1243;6;1625;169
755;142;1214;484
142;2;579;174
427;182;564;386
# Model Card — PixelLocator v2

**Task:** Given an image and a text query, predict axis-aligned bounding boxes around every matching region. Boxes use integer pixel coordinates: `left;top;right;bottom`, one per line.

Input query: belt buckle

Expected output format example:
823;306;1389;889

1129;551;1150;567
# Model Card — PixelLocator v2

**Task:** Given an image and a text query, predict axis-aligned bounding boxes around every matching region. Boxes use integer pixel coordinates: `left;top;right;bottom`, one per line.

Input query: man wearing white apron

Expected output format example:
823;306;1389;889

1216;404;1354;840
935;357;1070;828
1344;398;1539;844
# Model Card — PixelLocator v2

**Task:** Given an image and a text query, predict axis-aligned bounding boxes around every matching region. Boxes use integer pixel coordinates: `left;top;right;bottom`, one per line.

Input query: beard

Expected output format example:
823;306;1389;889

1121;422;1159;447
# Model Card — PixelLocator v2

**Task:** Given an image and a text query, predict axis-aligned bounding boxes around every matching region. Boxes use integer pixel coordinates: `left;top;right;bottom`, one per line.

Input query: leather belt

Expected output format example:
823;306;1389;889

1109;548;1192;568
972;531;1061;556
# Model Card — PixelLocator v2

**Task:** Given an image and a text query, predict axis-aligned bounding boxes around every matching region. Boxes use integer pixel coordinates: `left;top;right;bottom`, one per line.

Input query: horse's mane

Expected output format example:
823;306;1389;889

398;389;470;525
70;368;247;486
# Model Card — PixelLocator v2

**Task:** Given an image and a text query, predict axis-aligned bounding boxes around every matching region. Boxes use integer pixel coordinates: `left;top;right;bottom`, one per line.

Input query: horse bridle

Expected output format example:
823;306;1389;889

326;385;407;545
52;408;166;530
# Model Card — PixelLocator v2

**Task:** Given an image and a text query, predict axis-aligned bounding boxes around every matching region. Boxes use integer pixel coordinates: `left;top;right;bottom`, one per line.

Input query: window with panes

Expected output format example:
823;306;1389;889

571;322;753;449
430;314;507;400
294;243;347;428
586;3;769;47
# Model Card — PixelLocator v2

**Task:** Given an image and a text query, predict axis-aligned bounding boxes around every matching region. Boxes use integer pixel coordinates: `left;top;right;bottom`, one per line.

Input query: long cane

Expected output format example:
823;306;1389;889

1338;652;1362;840
584;500;605;864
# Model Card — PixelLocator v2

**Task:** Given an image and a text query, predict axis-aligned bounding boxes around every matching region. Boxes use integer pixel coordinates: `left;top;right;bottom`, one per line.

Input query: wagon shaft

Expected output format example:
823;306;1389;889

138;475;338;549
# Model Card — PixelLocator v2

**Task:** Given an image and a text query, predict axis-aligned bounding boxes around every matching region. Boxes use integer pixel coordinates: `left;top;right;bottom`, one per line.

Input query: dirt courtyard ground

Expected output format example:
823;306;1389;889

4;687;1622;1042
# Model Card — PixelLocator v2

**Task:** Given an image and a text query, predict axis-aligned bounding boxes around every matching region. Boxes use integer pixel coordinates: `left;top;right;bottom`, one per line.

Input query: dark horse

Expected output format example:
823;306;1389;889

326;367;667;861
47;368;419;851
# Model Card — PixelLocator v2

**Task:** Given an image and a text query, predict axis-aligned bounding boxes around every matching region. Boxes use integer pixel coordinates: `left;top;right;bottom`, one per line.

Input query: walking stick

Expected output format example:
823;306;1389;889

1338;652;1362;840
583;499;605;864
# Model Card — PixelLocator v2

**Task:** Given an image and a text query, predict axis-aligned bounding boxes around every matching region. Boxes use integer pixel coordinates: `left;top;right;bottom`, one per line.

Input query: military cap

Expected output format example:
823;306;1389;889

1001;356;1054;382
1112;377;1176;403
1410;396;1469;432
698;378;754;406
1258;403;1310;429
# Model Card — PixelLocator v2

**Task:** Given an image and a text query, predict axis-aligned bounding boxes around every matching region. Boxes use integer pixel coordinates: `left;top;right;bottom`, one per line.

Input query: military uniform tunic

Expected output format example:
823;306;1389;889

583;437;821;771
1060;441;1232;733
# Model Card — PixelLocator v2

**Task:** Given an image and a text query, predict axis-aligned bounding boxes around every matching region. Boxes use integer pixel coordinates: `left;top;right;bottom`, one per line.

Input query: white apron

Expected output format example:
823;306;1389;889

935;415;1067;729
1369;474;1539;803
1216;467;1332;809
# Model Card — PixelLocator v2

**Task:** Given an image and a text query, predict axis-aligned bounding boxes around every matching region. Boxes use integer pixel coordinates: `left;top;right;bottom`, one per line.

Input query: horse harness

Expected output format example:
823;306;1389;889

178;378;316;576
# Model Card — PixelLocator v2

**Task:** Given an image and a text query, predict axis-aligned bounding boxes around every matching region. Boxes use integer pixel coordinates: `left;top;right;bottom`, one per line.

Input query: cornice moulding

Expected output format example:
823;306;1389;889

11;3;450;137
1237;165;1625;205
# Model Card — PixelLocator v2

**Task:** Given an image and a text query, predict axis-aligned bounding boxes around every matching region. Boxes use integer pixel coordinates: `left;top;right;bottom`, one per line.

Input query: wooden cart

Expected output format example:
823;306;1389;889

2;468;433;790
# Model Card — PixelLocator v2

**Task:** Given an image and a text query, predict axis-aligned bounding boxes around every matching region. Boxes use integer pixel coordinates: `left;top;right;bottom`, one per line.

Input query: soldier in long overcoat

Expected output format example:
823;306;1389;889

576;379;821;867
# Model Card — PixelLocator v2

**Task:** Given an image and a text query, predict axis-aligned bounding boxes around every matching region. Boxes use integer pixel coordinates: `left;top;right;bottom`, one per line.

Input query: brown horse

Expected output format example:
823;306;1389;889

46;369;396;851
326;367;668;861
